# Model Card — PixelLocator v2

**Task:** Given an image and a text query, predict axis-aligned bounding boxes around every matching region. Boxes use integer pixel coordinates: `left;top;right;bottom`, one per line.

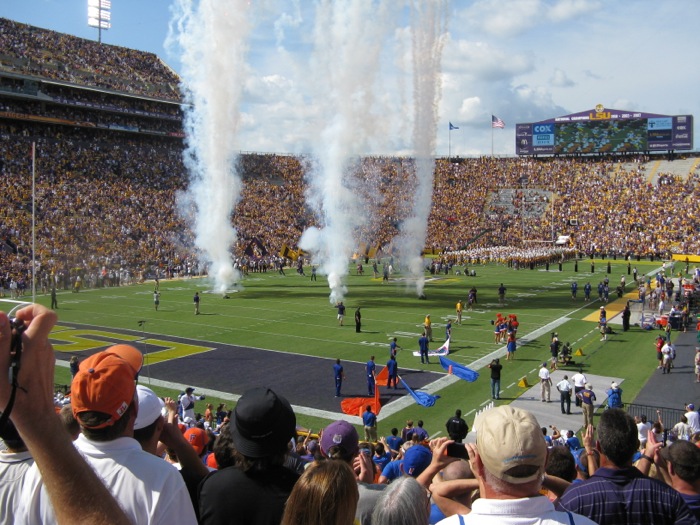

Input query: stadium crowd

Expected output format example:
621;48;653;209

2;111;700;291
0;18;181;101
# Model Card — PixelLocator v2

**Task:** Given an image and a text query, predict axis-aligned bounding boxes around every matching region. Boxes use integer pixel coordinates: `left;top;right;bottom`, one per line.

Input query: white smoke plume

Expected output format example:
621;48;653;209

299;0;395;304
167;0;252;293
394;0;449;297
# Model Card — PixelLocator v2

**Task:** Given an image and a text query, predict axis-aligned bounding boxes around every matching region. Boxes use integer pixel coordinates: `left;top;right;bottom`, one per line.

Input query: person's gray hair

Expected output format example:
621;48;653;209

371;476;430;525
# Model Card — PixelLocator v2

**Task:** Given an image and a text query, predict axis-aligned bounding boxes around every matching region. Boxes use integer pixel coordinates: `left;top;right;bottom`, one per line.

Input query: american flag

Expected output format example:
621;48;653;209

492;115;505;128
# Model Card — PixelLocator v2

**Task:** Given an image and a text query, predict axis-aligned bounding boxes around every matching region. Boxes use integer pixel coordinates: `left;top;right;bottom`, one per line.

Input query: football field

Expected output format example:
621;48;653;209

12;257;696;438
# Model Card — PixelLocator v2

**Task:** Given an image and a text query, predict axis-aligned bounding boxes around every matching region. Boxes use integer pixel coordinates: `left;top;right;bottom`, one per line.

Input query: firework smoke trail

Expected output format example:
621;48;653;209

299;0;393;304
395;0;449;297
168;0;252;293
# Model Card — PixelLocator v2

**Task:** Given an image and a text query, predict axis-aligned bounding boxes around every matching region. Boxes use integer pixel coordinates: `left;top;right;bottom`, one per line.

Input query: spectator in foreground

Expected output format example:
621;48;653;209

372;475;431;525
0;305;133;525
198;387;299;525
320;419;386;525
0;418;35;523
657;440;700;520
18;335;194;523
559;408;696;524
280;459;359;525
378;443;433;484
436;405;595;524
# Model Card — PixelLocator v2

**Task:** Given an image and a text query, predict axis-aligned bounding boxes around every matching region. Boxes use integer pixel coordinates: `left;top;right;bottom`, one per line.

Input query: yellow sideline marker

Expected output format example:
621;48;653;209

518;376;530;388
582;290;640;322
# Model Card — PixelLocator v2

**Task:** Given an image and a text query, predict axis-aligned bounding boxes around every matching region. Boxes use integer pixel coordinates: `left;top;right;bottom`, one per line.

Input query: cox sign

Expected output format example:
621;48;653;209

533;123;554;146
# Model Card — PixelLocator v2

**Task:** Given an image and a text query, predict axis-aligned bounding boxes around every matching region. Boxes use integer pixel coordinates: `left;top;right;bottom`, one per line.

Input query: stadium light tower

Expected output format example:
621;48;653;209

87;0;111;44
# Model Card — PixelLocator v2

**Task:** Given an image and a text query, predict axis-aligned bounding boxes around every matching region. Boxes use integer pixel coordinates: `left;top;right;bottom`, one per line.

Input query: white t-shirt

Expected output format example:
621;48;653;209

436;495;597;525
556;379;572;392
539;367;551;381
685;410;700;433
0;450;34;525
19;434;197;525
672;421;692;441
571;373;587;388
637;421;652;443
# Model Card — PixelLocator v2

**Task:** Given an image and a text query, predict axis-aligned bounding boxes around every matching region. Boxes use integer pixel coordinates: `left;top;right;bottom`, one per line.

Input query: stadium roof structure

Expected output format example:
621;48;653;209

516;106;693;156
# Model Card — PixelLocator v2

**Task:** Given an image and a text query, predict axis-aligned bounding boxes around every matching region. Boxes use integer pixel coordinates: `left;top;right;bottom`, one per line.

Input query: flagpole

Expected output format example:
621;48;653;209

31;142;36;304
491;125;494;157
448;127;451;161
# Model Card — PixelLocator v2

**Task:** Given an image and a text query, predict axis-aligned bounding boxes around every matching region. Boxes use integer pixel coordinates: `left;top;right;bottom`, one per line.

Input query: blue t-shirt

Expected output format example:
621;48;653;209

418;336;429;352
387;359;398;375
389;341;398;357
333;363;343;379
373;452;392;471
429;503;446;525
363;410;377;427
566;436;582;451
385;435;403;453
381;460;402;482
366;360;376;378
412;427;429;441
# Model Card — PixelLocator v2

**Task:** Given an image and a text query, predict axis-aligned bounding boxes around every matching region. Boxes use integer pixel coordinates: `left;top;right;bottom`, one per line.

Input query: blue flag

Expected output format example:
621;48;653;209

449;122;459;130
439;356;479;382
399;377;439;407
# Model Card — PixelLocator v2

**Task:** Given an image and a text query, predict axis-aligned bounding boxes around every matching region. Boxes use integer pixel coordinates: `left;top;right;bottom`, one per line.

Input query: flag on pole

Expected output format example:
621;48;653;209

449;122;459;130
439;356;479;382
491;115;505;128
399;377;439;407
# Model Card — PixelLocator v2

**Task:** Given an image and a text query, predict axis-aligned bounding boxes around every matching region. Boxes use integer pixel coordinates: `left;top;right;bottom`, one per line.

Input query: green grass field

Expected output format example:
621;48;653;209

35;258;669;439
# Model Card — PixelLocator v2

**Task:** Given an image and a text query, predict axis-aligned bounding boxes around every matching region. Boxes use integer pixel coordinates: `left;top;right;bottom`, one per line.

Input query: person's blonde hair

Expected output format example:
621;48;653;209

281;460;359;525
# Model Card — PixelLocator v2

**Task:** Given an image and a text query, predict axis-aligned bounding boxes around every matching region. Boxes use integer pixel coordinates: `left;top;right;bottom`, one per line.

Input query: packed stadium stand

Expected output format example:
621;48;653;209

1;18;699;290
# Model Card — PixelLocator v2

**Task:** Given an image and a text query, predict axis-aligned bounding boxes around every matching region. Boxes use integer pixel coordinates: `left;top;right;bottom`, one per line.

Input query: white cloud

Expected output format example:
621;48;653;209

549;68;575;87
458;96;483;123
547;0;601;22
444;39;534;81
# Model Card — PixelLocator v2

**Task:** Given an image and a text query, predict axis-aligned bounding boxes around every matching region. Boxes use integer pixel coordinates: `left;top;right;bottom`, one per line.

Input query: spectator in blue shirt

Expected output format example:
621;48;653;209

565;430;582;452
605;382;623;409
385;428;403;457
372;442;392;472
408;420;429;442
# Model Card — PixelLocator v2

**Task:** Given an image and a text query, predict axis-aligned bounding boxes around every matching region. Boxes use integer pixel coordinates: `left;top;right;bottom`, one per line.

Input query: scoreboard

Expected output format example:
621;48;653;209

516;106;693;155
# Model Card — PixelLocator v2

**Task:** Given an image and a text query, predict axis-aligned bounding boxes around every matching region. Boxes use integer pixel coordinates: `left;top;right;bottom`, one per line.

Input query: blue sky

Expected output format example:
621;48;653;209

2;0;699;156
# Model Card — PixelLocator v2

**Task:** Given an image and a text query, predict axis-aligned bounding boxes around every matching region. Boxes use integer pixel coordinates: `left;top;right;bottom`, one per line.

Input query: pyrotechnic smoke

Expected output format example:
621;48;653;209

394;0;449;297
299;0;393;304
167;0;252;293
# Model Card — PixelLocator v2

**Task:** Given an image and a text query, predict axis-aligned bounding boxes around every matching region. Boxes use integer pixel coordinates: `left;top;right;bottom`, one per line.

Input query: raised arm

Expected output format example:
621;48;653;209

1;305;131;525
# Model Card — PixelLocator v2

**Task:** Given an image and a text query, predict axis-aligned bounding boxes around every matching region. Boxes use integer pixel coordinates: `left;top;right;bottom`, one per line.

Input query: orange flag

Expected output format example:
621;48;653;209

375;366;389;387
340;384;382;417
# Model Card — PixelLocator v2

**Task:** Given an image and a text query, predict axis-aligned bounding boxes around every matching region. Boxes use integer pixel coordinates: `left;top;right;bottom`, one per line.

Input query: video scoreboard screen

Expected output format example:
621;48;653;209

516;106;693;155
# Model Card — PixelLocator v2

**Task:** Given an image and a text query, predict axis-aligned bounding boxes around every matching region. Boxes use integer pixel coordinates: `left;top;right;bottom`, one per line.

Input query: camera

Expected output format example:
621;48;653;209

9;318;26;368
444;443;468;459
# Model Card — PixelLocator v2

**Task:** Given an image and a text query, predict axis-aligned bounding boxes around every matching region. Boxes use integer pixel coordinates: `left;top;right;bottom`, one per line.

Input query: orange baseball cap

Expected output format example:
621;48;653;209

71;344;143;429
184;427;209;455
206;451;218;469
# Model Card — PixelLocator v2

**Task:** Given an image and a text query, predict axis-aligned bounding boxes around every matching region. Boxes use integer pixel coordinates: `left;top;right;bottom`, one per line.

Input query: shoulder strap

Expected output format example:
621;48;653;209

566;510;575;525
458;514;465;525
